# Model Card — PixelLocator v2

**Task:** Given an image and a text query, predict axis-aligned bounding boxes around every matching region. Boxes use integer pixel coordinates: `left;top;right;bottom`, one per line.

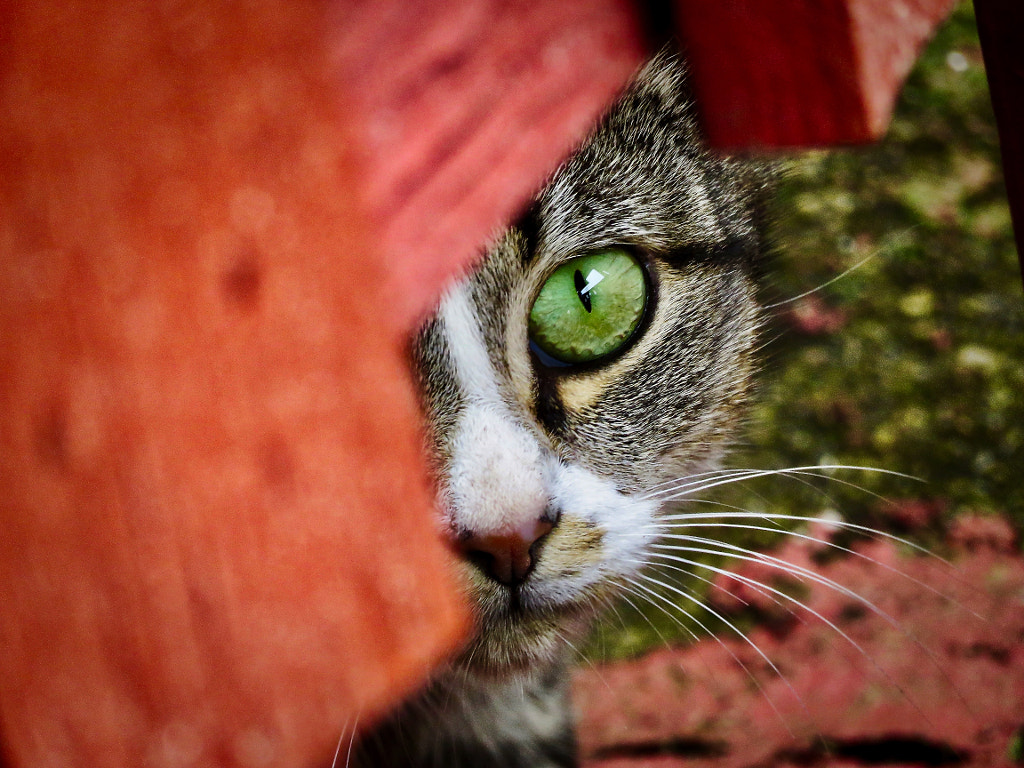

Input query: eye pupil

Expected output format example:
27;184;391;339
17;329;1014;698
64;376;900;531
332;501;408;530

573;269;593;313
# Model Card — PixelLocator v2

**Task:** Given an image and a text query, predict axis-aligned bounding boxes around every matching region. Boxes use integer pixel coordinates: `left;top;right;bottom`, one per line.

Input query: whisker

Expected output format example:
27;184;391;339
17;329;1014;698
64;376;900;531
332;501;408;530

656;532;980;722
653;535;901;627
732;466;852;513
329;720;347;768
682;464;919;499
553;627;607;685
343;715;359;768
656;507;992;608
642;520;984;620
642;550;816;632
618;577;701;646
640;466;805;500
613;587;676;649
331;711;361;768
710;479;785;524
651;511;944;562
615;577;776;706
645;465;919;505
643;542;937;725
762;252;875;310
633;567;800;696
593;592;634;656
641;467;786;500
631;557;805;628
762;225;921;311
625;569;803;736
641;466;771;498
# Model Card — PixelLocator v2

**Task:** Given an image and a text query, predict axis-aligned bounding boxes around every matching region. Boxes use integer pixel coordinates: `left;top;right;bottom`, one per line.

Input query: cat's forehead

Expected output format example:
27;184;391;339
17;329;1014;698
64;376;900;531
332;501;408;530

527;53;766;275
416;51;767;495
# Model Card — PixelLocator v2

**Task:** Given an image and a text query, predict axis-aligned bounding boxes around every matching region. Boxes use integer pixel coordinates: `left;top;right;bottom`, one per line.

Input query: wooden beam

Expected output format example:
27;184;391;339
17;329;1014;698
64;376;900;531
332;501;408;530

675;0;957;149
975;0;1024;280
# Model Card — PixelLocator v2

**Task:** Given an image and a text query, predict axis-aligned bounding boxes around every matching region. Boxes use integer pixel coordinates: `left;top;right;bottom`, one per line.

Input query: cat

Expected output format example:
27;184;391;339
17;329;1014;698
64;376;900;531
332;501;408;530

350;50;774;768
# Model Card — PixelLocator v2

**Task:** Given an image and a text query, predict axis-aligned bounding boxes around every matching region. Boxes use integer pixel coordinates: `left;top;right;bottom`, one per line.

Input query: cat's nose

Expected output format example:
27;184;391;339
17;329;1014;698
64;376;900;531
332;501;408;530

460;517;555;586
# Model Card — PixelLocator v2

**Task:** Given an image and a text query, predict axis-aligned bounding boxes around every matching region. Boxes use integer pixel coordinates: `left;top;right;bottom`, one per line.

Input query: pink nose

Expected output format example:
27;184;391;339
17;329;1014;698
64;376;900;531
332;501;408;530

459;518;554;586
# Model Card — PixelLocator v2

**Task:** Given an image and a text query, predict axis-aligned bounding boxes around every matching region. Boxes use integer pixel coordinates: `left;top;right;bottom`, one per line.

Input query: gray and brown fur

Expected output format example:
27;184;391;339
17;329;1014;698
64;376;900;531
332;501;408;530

352;51;773;768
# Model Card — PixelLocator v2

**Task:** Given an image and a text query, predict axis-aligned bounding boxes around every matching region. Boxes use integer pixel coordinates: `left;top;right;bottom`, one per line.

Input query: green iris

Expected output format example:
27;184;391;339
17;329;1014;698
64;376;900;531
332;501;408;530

528;249;647;365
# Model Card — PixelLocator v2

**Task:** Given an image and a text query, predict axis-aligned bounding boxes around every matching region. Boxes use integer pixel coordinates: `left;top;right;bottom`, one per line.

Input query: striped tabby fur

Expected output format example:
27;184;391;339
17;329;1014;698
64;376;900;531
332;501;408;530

352;51;773;768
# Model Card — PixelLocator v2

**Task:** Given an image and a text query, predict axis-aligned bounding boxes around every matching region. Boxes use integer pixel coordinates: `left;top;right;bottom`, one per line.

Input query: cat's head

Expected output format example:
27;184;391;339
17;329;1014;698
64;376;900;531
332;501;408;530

412;53;773;677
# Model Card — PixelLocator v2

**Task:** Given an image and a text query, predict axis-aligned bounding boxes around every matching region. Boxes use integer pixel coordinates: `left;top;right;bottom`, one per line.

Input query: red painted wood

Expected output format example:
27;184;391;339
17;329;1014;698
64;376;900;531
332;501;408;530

0;2;644;767
332;0;647;323
0;4;466;767
675;0;957;149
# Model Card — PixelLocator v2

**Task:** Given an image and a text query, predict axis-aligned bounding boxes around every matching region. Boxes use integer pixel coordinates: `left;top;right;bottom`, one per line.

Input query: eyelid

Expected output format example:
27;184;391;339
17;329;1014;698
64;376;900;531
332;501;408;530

529;340;573;369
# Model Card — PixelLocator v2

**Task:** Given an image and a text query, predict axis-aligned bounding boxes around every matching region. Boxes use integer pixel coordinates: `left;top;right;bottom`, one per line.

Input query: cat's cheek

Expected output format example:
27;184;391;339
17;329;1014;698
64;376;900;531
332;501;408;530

545;464;660;582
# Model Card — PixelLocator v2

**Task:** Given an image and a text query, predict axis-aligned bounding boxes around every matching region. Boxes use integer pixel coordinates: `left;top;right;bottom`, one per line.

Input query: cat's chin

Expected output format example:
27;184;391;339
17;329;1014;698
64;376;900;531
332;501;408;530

454;595;594;679
449;551;621;678
454;629;567;680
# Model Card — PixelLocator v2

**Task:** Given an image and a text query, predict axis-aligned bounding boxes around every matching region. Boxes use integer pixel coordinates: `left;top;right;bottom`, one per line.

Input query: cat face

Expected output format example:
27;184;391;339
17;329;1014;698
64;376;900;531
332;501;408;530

412;54;772;677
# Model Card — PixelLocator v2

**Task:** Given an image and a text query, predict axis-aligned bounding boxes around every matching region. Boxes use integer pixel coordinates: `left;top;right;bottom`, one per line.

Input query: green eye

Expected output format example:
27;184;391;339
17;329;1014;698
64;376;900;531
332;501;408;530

528;249;648;365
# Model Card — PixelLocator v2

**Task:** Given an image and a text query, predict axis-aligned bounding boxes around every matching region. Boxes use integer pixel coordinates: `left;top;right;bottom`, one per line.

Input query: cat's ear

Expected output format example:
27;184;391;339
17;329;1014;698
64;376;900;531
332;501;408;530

629;48;699;129
636;47;690;97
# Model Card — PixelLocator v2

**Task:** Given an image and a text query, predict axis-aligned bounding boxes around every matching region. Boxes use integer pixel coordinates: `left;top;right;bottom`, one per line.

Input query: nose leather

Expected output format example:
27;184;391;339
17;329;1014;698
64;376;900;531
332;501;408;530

460;518;554;586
